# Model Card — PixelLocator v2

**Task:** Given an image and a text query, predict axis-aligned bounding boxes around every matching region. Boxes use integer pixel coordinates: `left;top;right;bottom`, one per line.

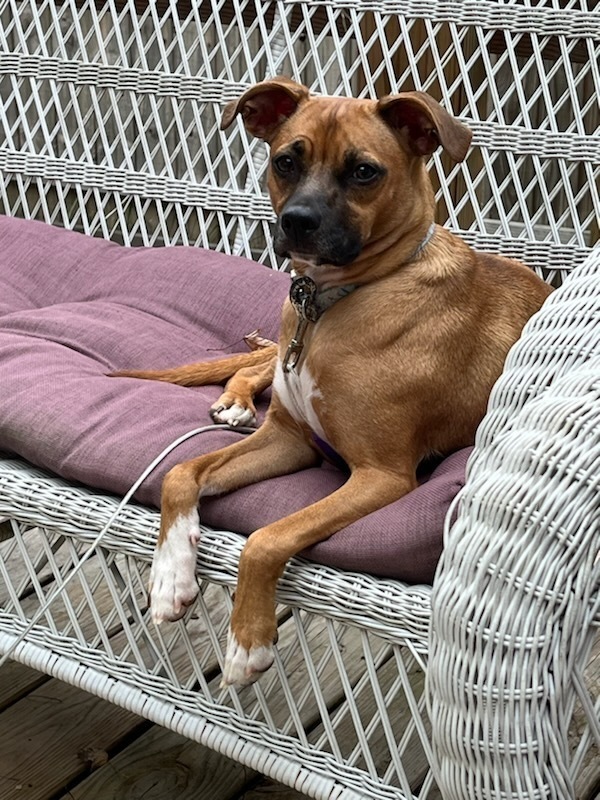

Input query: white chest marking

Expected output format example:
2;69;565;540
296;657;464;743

273;360;326;439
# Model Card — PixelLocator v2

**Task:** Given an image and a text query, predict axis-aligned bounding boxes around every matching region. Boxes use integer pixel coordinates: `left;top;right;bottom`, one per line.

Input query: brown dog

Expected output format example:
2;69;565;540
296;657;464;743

117;78;552;688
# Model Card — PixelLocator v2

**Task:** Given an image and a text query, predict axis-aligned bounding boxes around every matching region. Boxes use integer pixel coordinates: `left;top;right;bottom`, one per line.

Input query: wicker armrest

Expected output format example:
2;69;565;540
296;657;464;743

428;248;600;799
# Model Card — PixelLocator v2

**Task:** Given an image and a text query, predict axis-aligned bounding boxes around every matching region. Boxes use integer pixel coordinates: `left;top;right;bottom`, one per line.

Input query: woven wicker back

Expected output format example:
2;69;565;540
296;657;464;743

1;0;598;281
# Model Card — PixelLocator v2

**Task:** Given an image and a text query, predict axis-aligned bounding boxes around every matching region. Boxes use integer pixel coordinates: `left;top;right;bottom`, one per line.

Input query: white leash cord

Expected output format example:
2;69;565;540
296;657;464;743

0;423;255;669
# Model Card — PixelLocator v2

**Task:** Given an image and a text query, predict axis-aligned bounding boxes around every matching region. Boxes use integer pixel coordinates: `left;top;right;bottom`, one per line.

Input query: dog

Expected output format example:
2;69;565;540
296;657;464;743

115;78;552;688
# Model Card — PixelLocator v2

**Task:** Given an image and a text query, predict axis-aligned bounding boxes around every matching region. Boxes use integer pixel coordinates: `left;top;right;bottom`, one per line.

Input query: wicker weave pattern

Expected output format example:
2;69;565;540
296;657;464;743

429;247;600;799
1;0;598;266
3;52;599;164
0;1;599;798
291;1;600;38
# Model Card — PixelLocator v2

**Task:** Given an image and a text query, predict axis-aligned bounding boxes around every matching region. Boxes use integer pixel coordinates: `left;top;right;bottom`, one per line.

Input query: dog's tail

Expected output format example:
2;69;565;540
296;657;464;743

110;345;278;387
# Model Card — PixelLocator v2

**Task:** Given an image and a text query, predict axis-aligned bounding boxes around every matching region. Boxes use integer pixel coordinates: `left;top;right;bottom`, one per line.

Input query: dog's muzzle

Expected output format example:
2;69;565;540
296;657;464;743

274;199;362;266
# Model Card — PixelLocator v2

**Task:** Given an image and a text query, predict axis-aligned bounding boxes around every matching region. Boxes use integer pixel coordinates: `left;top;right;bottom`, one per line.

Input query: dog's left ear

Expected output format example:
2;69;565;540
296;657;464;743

220;77;310;142
378;92;472;162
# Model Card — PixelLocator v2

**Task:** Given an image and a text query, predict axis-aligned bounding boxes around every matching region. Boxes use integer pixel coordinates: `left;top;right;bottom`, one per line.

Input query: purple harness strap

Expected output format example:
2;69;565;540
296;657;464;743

312;434;349;473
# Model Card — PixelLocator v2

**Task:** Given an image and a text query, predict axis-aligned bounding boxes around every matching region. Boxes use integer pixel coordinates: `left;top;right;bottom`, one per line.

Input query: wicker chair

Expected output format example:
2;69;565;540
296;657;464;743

0;2;598;798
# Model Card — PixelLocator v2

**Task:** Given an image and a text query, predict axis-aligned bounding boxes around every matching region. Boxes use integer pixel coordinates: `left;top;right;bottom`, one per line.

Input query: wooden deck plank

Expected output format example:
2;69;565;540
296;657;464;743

0;670;144;800
237;779;312;799
59;723;259;800
0;660;50;711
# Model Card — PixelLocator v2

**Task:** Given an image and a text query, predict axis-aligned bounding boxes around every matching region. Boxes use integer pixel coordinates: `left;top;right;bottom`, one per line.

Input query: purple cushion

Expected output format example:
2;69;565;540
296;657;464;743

0;216;469;583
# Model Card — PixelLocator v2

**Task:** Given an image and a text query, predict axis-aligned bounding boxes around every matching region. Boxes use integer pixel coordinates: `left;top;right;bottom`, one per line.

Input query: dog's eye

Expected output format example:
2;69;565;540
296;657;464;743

352;163;380;184
273;155;295;176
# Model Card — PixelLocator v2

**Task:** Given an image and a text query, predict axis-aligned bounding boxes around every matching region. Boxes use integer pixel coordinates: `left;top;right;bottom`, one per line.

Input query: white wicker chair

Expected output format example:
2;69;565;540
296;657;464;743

0;2;598;799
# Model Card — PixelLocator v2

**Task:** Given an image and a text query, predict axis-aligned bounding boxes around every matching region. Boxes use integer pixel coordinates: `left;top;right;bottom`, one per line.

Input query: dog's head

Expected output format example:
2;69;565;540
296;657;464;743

221;78;471;272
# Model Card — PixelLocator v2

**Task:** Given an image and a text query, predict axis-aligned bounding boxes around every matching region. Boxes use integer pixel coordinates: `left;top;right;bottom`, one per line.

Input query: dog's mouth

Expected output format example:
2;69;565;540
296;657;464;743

274;234;362;268
281;250;358;268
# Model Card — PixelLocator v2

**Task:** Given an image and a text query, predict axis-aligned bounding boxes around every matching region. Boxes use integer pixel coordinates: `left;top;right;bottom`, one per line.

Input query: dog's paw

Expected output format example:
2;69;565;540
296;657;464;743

220;628;275;688
149;516;200;623
210;399;257;428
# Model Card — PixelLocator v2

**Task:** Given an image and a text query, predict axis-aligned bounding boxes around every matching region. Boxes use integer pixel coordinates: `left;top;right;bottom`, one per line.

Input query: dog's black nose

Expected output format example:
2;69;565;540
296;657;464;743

280;204;321;244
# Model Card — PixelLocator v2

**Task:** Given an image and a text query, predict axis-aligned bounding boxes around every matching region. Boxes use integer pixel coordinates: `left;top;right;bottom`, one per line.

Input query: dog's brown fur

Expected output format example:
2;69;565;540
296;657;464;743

116;79;552;687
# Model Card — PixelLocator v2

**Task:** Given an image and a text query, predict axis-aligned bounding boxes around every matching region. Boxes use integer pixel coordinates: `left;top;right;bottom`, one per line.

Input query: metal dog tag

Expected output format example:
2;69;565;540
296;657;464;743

283;275;320;372
289;275;320;323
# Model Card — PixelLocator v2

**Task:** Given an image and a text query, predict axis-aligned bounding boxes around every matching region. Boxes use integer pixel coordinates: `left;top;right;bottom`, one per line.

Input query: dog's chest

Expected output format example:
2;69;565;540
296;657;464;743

273;359;326;440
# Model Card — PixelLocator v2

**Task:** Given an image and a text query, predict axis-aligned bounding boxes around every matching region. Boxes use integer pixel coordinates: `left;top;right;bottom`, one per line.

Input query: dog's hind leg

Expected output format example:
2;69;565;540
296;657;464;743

149;402;318;625
111;346;277;428
210;357;276;428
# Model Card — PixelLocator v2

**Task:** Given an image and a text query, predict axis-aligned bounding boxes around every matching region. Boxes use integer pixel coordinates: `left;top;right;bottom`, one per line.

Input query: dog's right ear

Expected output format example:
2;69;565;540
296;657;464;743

220;77;310;142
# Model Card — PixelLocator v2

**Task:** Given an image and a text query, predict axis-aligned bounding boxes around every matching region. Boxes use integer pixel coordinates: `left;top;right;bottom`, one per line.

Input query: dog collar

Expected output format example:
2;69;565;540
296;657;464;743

289;273;358;323
283;223;436;372
413;222;436;257
283;274;357;372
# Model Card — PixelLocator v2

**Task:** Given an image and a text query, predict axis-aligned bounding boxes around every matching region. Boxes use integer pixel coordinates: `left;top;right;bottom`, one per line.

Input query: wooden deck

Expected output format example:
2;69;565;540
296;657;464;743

0;659;309;800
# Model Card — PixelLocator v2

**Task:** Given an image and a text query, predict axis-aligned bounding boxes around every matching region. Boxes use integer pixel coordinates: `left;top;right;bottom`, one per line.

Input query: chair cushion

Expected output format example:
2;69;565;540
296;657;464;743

0;216;470;583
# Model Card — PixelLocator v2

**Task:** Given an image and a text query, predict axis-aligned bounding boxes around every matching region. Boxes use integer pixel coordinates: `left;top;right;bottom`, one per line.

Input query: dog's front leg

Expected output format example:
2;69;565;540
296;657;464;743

149;407;318;624
222;465;417;687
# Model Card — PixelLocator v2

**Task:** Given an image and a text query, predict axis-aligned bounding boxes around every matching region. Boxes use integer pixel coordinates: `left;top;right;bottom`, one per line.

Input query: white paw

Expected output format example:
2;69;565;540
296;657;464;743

220;628;275;688
210;402;257;428
149;513;200;623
